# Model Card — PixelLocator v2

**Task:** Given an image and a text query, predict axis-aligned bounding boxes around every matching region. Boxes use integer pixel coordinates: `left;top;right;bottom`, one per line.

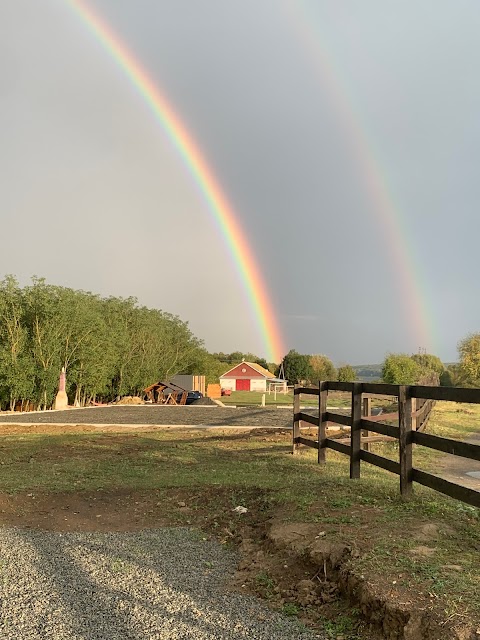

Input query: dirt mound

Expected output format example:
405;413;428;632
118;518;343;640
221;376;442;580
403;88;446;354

190;397;217;406
116;396;144;405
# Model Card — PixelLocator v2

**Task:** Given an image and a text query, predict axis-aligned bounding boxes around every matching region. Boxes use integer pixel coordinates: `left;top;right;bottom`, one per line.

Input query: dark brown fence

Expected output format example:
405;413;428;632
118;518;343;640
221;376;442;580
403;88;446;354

293;382;480;508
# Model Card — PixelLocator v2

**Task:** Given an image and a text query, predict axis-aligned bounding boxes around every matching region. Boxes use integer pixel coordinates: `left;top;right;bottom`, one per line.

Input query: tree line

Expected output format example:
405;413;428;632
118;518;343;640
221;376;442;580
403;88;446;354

0;276;206;410
382;333;480;388
278;350;355;385
280;339;480;389
382;341;480;388
3;275;480;410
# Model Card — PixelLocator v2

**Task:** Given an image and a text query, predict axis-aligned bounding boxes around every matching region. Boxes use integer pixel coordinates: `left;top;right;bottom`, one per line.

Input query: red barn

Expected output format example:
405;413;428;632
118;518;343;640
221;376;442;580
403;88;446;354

219;361;276;392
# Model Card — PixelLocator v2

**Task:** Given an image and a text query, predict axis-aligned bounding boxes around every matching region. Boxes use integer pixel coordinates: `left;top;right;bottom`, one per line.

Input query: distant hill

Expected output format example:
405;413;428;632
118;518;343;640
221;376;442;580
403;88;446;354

352;362;458;383
353;364;382;382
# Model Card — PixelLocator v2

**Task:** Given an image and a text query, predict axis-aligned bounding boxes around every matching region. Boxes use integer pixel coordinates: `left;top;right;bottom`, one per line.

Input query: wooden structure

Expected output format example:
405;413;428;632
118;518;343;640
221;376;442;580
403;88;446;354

144;381;188;405
293;381;480;508
170;375;206;395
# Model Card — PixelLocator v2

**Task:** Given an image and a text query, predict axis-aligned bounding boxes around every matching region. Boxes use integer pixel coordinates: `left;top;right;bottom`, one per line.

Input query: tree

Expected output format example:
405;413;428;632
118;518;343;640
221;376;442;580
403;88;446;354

309;354;336;383
0;276;34;410
458;333;480;387
440;363;474;387
0;276;210;409
23;278;65;409
211;352;273;372
382;354;422;385
337;364;356;383
410;353;445;377
280;350;312;385
182;349;226;383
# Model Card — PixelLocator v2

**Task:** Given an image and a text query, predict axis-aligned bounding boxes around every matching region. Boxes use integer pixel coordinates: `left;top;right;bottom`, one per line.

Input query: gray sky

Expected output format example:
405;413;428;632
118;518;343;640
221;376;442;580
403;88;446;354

1;0;479;364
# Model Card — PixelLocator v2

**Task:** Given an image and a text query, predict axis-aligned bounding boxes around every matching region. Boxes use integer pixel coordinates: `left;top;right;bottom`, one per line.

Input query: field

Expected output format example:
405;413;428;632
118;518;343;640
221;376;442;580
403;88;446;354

219;390;351;407
0;402;478;639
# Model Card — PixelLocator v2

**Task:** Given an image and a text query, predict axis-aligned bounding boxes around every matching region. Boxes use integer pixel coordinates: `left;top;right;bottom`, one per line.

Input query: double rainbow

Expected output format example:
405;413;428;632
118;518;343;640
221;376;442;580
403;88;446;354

288;2;432;352
68;0;286;363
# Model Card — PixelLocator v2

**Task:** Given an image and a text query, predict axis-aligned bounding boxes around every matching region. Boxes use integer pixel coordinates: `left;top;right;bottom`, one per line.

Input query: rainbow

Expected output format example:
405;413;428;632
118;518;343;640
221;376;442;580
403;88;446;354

287;2;433;352
67;0;285;363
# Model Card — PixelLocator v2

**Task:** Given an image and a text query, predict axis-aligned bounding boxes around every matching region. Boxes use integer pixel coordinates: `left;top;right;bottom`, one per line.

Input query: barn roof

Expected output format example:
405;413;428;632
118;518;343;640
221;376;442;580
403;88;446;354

220;361;275;379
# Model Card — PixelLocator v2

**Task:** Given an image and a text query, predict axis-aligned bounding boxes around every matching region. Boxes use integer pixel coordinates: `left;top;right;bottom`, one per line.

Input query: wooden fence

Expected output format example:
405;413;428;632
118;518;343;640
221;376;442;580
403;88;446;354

293;381;480;508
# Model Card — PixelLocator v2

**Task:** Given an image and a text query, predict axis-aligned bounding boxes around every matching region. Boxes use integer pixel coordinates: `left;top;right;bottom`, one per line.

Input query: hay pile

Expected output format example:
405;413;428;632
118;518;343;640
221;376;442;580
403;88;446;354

116;396;144;405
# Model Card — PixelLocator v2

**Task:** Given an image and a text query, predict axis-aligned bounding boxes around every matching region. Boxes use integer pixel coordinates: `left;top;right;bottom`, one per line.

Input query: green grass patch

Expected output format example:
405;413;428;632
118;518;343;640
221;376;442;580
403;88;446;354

367;400;480;470
219;390;352;407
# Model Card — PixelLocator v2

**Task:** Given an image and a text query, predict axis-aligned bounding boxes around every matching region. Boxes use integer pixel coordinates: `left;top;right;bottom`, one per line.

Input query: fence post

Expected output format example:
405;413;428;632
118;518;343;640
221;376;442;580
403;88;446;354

318;381;328;464
350;382;362;479
362;396;372;452
399;385;413;497
292;384;300;454
411;397;417;431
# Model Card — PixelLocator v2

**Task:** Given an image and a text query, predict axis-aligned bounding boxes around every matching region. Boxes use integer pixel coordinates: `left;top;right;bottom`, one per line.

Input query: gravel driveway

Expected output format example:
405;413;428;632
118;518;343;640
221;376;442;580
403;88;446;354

0;527;320;640
0;406;295;429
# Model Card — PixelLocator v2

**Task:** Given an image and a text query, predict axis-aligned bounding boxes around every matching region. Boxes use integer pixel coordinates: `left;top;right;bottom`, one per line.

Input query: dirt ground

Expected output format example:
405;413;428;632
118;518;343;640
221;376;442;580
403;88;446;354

0;412;478;639
0;485;385;639
1;484;472;640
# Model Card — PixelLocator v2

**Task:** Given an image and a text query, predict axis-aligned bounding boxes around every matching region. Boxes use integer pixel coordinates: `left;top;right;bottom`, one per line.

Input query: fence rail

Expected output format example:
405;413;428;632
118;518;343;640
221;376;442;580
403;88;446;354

293;381;480;508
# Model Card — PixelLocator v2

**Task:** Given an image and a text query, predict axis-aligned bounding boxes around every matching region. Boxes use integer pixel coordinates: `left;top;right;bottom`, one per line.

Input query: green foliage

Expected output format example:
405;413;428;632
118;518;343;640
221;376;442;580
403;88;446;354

281;603;299;617
309;354;336;383
0;276;35;409
411;353;445;376
212;352;274;373
0;277;205;409
280;349;312;385
182;349;226;383
440;363;470;387
458;333;480;387
337;364;357;383
439;368;454;387
382;352;444;385
382;353;422;384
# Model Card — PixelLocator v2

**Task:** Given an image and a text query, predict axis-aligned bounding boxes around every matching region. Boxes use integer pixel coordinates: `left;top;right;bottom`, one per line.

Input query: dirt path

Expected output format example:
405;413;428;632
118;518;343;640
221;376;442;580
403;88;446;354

436;431;480;491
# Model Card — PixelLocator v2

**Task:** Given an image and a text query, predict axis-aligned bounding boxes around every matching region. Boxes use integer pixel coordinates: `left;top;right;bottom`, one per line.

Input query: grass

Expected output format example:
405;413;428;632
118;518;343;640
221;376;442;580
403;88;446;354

0;413;478;635
281;603;300;617
367;400;480;471
220;390;301;406
220;390;352;407
321;612;362;639
255;571;276;599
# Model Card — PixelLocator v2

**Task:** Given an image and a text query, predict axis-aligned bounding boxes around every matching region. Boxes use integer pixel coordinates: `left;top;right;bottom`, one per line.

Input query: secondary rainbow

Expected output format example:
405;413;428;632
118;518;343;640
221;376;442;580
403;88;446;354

67;0;285;363
287;2;433;352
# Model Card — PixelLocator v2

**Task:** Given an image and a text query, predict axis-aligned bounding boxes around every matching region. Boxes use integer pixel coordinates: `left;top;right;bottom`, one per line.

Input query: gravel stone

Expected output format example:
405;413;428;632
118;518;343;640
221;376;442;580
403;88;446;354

0;527;322;639
0;406;294;428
